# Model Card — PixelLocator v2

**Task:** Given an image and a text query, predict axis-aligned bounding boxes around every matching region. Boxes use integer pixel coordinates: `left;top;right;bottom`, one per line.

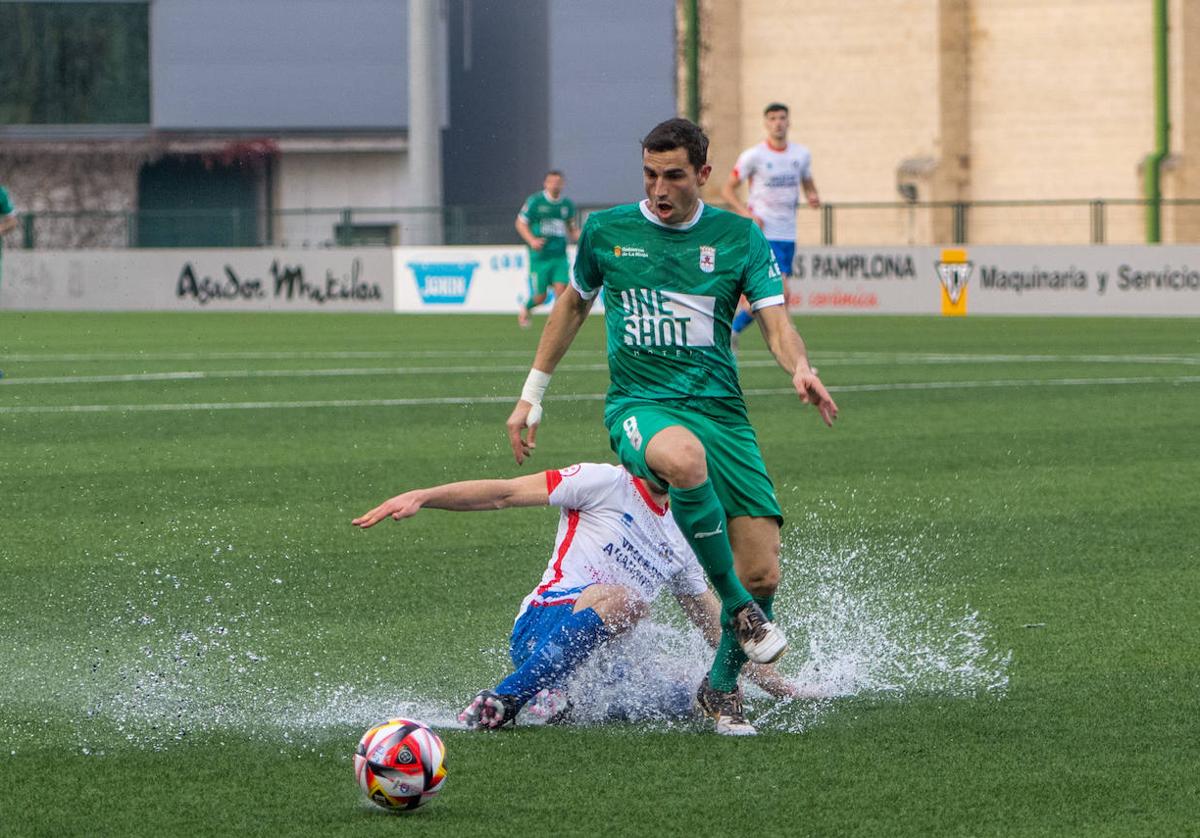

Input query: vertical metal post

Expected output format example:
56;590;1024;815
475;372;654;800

339;208;353;246
1145;0;1169;243
953;202;968;244
22;213;35;249
409;0;444;245
685;0;700;122
821;204;834;245
1091;200;1106;244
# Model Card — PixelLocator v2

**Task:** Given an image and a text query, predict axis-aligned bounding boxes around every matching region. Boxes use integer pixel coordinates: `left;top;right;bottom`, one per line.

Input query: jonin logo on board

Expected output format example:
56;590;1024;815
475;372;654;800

408;262;478;304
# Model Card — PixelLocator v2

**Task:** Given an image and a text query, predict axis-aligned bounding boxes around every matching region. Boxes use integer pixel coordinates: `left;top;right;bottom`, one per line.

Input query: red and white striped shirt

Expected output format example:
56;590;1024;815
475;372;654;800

517;463;708;619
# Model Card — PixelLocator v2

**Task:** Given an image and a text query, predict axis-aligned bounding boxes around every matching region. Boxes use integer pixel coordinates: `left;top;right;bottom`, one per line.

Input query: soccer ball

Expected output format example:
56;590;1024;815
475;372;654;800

354;718;447;811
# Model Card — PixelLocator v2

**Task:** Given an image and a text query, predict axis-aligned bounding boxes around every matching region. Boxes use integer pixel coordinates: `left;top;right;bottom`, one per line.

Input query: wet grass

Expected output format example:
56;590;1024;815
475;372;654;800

0;312;1197;837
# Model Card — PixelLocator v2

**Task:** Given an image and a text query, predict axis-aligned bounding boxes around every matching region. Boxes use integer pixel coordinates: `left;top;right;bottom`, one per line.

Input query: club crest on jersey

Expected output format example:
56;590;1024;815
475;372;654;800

699;246;716;273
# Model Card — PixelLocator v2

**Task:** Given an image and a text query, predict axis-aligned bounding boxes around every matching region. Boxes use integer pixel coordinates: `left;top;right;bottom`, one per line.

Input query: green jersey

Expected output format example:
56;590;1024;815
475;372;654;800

0;186;12;245
518;191;576;259
572;200;785;417
0;186;12;265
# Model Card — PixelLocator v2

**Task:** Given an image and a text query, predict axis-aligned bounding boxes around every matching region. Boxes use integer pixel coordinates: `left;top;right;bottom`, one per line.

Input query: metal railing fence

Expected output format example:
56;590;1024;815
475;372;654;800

8;199;1200;249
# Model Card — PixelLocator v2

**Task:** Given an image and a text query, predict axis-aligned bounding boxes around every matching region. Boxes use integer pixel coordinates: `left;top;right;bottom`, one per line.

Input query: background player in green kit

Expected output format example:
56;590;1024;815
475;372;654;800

505;118;838;735
0;184;17;295
515;170;579;328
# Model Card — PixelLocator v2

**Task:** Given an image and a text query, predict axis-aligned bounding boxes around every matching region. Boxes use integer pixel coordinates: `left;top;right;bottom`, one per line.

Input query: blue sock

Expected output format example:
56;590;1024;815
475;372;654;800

496;607;609;705
731;310;754;334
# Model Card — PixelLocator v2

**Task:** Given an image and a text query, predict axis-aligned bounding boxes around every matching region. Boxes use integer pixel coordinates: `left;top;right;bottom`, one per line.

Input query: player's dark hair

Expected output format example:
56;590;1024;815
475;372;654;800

545;169;564;178
764;102;789;116
641;118;709;171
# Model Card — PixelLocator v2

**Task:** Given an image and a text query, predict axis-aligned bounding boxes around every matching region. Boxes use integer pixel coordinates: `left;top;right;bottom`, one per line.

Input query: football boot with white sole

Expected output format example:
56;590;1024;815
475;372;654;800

731;601;787;664
695;674;757;736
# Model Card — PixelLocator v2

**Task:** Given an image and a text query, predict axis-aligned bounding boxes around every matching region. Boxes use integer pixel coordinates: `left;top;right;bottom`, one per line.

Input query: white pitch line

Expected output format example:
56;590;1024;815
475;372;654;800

0;363;608;386
0;349;558;363
0;375;1196;415
4;353;1200;387
2;349;1198;365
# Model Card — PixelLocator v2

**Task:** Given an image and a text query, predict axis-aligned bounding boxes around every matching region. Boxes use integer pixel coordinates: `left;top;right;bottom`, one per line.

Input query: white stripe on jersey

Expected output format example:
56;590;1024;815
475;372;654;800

517;463;708;619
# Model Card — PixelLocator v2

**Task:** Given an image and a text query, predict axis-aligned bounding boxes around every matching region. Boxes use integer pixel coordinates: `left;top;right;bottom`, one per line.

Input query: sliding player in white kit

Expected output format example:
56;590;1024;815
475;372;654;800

352;462;795;734
721;102;820;343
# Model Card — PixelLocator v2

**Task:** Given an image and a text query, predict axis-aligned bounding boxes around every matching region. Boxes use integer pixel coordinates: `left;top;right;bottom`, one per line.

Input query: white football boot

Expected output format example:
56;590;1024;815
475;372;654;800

731;601;788;664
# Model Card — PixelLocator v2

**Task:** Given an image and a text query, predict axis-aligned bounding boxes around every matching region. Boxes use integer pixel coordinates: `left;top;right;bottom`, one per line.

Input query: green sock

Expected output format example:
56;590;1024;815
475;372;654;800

668;480;752;613
709;618;747;692
708;594;775;692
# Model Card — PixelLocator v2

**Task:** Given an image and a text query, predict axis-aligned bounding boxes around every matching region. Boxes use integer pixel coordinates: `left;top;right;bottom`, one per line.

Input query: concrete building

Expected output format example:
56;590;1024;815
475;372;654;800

688;0;1200;244
0;0;675;248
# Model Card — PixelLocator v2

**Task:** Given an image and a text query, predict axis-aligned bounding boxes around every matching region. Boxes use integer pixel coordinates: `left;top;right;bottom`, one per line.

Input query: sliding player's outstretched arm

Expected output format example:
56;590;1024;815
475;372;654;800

675;591;798;698
351;473;549;528
506;284;594;463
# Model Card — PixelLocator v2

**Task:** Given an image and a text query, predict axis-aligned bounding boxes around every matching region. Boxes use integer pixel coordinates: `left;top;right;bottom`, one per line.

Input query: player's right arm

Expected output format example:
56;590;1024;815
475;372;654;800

506;216;602;464
720;170;750;218
515;215;545;251
505;283;593;463
721;150;762;227
351;473;549;528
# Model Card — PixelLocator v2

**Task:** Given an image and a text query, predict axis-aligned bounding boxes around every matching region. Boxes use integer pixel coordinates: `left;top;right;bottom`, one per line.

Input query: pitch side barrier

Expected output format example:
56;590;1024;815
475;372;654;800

2;245;1198;316
787;246;1200;316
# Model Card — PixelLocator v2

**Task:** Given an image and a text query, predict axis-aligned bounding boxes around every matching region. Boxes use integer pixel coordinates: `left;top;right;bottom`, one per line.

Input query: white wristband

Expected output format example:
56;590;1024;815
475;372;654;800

520;369;551;426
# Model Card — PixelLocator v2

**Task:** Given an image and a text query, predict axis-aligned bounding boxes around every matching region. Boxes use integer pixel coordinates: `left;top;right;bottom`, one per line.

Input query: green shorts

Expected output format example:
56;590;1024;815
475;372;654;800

606;400;783;523
528;253;570;297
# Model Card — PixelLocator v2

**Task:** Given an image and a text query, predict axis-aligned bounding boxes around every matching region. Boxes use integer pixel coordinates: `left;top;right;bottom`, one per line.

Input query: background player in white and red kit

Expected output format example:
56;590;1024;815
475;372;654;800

352;462;794;734
721;103;820;341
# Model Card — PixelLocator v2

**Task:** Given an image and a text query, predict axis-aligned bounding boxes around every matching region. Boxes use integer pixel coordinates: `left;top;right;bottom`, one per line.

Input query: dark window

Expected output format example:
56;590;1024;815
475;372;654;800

137;156;262;248
0;2;149;124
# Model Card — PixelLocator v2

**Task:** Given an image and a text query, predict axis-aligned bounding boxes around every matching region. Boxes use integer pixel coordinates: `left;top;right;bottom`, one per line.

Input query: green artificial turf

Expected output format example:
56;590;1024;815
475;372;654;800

1;312;1197;837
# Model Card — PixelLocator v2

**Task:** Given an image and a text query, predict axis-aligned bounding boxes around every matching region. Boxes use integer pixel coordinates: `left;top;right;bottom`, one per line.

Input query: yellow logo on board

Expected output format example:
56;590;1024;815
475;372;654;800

936;248;973;316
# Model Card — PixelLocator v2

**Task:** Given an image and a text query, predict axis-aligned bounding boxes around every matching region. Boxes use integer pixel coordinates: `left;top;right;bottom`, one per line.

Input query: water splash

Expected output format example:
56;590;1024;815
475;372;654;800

0;512;1009;751
527;510;1011;733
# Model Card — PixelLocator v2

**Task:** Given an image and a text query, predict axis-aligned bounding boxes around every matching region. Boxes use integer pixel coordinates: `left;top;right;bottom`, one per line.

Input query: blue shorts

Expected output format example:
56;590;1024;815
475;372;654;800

509;586;591;668
768;240;796;277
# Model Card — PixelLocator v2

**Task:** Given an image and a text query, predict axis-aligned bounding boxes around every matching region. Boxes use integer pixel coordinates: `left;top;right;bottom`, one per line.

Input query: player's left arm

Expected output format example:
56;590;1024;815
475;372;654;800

756;306;837;426
802;175;820;209
743;226;837;425
352;473;549;528
674;591;799;698
567;202;581;243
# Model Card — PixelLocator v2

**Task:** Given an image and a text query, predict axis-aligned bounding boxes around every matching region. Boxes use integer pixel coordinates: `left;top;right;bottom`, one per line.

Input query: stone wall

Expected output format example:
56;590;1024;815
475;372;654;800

0;146;147;249
689;0;1197;244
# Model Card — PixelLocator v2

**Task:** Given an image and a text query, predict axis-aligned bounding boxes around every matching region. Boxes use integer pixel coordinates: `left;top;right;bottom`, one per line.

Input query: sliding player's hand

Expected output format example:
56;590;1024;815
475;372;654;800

793;366;838;427
351;491;423;528
505;399;540;464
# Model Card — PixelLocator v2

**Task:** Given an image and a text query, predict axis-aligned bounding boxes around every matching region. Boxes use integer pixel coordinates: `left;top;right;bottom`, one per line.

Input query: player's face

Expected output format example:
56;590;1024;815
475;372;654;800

642;147;711;225
544;174;564;198
764;110;789;143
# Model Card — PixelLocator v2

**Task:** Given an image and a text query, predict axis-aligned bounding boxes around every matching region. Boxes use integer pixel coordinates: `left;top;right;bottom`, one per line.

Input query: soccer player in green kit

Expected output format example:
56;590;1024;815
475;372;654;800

515;170;579;328
505;118;838;735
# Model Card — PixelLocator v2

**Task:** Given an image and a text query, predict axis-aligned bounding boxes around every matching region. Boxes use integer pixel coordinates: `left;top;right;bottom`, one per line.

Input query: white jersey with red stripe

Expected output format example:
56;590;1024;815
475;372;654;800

732;141;813;242
516;463;708;619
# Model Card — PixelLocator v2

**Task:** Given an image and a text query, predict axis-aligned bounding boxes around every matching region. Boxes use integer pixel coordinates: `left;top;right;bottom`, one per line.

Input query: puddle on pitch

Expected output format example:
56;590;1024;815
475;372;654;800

0;512;1011;752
